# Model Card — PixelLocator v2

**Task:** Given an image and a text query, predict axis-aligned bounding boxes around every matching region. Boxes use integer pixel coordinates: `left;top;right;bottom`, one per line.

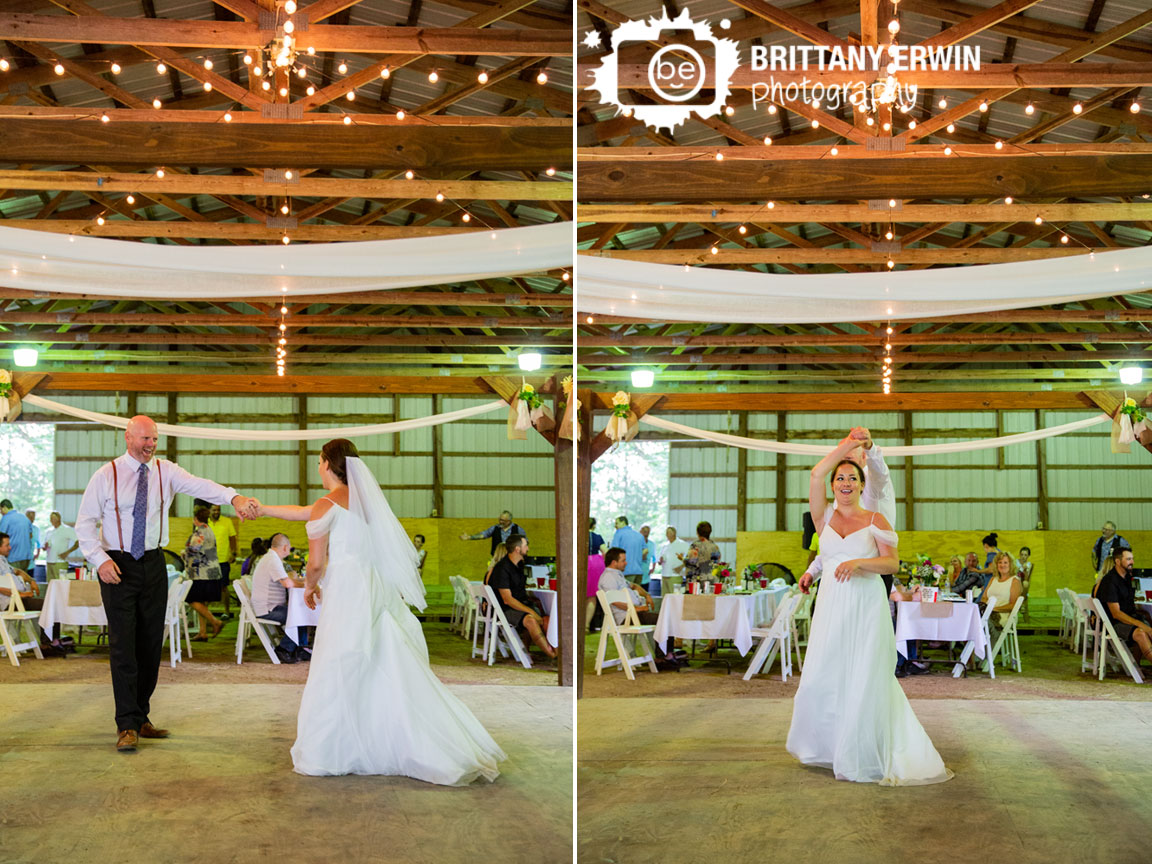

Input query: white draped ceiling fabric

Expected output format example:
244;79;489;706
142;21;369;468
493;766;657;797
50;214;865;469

23;394;507;441
0;222;572;297
579;248;1152;323
640;413;1111;456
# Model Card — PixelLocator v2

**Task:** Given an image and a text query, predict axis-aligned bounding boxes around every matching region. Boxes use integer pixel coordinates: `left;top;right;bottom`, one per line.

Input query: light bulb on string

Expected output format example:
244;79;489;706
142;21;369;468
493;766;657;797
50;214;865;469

738;224;747;234
944;146;953;155
203;58;214;71
380;66;390;79
343;115;351;125
96;215;105;226
281;203;290;215
306;85;315;96
546;167;556;176
428;70;439;83
1025;102;1034;115
338;61;348;74
830;146;838;155
979;100;988;112
946;123;955;133
283;19;294;33
715;151;724;161
243;54;253;65
995;140;1004;149
156;168;165;178
938;97;947;109
100;113;109;123
261;81;270;91
462;213;471;223
885;230;894;240
710;246;719;255
435;192;444;202
396;109;405;120
562;272;570;282
205;82;214;92
536;70;548;85
285;0;297;12
153;98;162;109
767;104;777;114
405;169;415;180
156;62;166;74
110;62;120;74
281;235;290;245
908;119;917;130
1034;215;1043;225
1131;101;1141;114
1004;196;1013;204
297;66;306;78
126;194;135;204
477;70;488;84
1061;234;1069;244
345;90;355;101
724;105;734;116
1072;102;1083;114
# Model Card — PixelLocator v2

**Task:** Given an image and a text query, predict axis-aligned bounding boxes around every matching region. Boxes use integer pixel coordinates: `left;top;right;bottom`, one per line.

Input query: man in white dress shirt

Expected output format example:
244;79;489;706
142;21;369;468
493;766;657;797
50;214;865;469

76;416;260;753
251;533;307;663
44;511;79;581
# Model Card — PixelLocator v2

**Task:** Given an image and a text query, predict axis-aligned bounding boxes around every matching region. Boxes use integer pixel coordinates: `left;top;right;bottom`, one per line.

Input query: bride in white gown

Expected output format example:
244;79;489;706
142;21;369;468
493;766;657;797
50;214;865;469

258;438;505;785
786;434;952;786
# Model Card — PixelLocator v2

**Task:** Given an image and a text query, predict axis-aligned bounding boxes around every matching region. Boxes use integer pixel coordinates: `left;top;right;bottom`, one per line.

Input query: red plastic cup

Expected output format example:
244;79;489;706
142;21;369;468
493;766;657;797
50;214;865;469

713;583;723;595
536;576;545;588
1145;590;1152;601
759;578;768;589
548;578;557;591
687;582;696;594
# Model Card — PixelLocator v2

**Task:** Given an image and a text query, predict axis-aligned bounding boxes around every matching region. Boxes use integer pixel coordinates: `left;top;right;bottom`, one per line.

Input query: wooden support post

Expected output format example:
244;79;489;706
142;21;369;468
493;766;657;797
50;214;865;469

393;396;402;458
775;412;787;531
167;393;178;516
126;392;137;418
297;396;309;506
903;411;915;531
996;410;1005;470
736;412;748;533
553;382;573;688
432;394;444;517
575;389;593;700
1035;409;1049;530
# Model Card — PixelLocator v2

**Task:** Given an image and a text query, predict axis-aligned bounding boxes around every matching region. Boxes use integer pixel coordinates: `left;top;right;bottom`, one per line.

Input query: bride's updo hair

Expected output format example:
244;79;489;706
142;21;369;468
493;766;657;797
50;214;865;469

321;438;359;485
832;459;865;487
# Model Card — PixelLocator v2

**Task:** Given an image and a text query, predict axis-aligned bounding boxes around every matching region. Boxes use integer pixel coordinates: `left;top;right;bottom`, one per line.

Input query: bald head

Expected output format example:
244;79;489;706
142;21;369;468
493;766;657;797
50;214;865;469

125;415;159;463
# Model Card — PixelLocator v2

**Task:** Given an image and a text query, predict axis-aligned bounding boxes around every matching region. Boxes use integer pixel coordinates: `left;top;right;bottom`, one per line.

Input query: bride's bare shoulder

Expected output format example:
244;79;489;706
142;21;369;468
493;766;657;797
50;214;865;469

865;509;893;531
309;497;335;521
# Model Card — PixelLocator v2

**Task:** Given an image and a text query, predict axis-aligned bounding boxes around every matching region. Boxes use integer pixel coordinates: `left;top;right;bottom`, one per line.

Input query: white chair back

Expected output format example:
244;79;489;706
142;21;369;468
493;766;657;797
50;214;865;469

594;589;658;680
482;583;533;669
743;593;802;681
466;581;492;659
234;579;281;665
0;569;44;667
1090;596;1145;684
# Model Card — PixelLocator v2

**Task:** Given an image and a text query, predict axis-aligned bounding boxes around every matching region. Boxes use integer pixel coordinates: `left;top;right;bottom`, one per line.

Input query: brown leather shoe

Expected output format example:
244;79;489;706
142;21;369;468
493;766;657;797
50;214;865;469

139;722;170;739
116;729;138;752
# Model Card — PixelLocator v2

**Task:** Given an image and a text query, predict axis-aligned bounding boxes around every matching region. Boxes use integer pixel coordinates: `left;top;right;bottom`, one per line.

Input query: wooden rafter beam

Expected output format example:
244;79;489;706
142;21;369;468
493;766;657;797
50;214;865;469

0;221;549;240
578;155;1152;201
578;143;1152;161
576;202;1152;223
0;331;572;346
918;0;1046;49
0;119;571;170
17;371;509;394
0;169;570;199
0;311;571;328
587;390;1096;411
0;15;573;54
0;107;571;126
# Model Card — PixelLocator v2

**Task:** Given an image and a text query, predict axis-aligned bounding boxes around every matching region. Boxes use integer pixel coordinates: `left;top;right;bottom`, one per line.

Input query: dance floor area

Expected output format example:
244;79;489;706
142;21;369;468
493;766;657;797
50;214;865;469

578;696;1152;864
2;681;571;864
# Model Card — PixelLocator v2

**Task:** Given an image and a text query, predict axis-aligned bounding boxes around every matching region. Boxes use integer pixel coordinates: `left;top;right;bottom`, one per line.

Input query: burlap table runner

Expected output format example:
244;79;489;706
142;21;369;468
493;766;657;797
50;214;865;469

67;580;103;607
918;601;954;619
681;594;717;621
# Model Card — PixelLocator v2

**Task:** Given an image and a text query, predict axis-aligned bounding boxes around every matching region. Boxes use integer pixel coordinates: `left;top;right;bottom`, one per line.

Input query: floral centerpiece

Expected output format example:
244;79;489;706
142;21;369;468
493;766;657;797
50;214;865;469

710;562;735;583
908;554;945;588
605;390;632;442
741;563;764;583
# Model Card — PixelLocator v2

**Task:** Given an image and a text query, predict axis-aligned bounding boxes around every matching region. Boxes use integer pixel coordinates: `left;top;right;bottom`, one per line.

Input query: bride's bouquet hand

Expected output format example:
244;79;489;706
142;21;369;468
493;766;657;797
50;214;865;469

833;559;865;582
304;585;322;609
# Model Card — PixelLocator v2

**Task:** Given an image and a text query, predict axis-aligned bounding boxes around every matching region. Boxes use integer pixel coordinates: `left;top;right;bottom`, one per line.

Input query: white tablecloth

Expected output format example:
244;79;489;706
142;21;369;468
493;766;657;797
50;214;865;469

654;590;779;656
38;579;107;634
529;588;558;647
895;600;986;661
285;586;321;633
528;565;550;585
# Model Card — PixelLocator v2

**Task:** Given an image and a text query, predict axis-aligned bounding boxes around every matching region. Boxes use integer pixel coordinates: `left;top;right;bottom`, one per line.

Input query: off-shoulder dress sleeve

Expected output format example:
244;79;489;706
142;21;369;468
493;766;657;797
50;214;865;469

306;506;338;539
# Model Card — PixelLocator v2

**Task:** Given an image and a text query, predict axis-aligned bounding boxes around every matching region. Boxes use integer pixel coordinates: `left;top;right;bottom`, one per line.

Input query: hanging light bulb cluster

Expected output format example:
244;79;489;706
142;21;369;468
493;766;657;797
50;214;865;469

276;291;289;376
882;321;894;394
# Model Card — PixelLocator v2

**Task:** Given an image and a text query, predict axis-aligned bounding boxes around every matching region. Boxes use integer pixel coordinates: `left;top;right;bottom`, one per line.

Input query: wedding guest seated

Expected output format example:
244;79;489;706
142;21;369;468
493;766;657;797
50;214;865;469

0;533;42;612
945;556;963;592
888;577;928;677
488;535;555;659
1016;546;1033;604
183;506;225;642
980;552;1022;645
1093;546;1152;666
241;538;268;576
598;548;677;670
251;533;308;663
952;552;984;596
484;543;508;584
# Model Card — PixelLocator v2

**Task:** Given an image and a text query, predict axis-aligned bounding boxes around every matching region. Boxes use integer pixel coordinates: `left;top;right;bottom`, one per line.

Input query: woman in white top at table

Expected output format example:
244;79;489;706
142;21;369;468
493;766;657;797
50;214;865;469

787;431;952;786
256;438;504;785
981;551;1022;646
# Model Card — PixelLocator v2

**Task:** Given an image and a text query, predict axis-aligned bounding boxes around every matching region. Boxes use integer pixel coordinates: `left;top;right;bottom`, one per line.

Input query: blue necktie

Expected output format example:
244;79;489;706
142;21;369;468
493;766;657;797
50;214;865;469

130;463;148;559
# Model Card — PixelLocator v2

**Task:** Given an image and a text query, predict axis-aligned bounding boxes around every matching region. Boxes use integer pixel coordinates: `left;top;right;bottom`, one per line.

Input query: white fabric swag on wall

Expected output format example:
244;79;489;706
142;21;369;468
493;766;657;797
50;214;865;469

22;393;507;441
0;222;571;298
579;248;1152;323
640;413;1111;456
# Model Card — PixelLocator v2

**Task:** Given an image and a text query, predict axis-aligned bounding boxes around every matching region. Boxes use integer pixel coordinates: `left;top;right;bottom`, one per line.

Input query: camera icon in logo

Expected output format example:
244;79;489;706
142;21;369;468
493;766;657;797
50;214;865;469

588;10;739;131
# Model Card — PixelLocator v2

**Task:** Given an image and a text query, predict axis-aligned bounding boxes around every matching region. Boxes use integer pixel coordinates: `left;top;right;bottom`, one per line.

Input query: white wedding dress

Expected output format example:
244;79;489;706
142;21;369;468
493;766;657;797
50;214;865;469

785;514;952;785
290;486;505;785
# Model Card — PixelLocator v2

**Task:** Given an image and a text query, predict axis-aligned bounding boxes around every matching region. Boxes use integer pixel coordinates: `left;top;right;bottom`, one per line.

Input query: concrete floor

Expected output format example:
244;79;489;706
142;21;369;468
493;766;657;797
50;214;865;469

2;682;572;864
578;697;1152;864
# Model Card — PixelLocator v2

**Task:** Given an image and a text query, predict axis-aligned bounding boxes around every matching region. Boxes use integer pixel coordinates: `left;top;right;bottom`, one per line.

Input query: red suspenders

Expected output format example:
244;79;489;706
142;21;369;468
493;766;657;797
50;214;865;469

109;459;165;553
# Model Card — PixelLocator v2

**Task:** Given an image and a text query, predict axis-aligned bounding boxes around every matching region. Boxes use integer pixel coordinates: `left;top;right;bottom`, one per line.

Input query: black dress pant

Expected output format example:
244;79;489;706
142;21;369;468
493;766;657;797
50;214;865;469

100;549;167;732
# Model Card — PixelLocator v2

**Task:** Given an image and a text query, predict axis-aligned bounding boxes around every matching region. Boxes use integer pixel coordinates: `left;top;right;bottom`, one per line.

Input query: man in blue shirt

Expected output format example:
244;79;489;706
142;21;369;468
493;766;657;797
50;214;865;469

26;510;41;564
0;500;34;572
610;516;646;584
639;525;659;594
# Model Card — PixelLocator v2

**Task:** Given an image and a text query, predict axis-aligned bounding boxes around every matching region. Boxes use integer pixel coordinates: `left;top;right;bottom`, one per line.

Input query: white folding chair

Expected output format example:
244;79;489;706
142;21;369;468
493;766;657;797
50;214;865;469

482;584;533;669
791;588;814;660
983;595;1024;674
1074;594;1100;675
458;576;480;638
0;571;44;667
1055;588;1073;647
448;575;467;633
744;593;801;681
467;581;493;660
594;589;658;680
953;599;999;678
233;579;282;665
1091;596;1145;684
162;578;194;668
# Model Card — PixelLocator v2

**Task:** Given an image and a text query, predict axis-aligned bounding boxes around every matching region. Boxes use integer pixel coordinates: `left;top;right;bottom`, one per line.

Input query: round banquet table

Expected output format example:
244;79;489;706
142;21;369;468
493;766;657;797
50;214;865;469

894;599;987;678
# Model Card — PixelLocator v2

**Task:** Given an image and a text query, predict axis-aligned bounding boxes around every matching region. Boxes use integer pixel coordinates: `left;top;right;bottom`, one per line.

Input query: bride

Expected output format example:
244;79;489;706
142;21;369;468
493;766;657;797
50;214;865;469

258;438;505;785
786;433;951;786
